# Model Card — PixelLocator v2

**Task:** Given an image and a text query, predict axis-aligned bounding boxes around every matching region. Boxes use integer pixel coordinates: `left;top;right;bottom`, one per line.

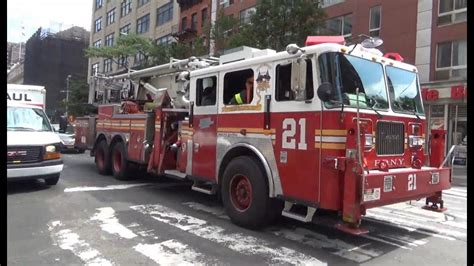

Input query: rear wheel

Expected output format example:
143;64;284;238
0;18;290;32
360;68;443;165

45;174;60;186
95;140;111;175
222;156;272;229
111;141;132;180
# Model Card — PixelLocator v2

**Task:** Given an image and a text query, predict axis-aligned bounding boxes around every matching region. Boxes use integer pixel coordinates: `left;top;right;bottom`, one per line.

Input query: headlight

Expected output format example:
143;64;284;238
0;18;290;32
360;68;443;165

365;134;374;149
44;144;61;160
409;136;424;147
45;145;56;152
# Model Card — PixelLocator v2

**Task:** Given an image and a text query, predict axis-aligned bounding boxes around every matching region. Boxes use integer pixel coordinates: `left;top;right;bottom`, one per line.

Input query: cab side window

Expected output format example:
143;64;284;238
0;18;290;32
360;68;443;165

196;76;217;106
275;59;314;101
223;69;254;105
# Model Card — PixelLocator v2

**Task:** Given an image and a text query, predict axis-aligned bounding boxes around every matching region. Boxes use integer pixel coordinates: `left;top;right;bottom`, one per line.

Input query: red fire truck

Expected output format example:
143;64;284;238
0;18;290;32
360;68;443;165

75;36;452;234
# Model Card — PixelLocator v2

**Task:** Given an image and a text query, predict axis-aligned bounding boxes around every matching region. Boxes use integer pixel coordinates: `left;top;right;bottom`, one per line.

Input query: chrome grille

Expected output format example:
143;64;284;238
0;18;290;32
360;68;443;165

7;146;42;164
376;122;404;155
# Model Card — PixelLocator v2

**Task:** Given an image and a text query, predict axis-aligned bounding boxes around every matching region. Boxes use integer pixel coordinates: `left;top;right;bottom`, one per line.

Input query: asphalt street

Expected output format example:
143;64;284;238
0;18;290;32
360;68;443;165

7;153;467;265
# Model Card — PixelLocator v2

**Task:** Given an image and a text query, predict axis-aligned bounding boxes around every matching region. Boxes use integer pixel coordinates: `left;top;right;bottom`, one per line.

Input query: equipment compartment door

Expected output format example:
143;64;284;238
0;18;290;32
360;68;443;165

191;75;218;180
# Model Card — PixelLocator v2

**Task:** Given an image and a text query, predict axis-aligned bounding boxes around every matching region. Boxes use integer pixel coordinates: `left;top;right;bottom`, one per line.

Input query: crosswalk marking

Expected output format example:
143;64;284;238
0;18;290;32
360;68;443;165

134;241;209;265
131;204;326;265
48;221;114;266
90;207;138;239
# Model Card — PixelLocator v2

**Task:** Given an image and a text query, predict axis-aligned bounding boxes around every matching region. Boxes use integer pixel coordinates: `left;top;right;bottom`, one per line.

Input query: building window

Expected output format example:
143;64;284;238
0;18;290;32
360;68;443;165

181;17;187;31
136;14;150;34
93;39;102;48
201;8;208;27
118;56;127;69
157;2;173;26
369;6;381;37
138;0;150;8
220;0;234;8
95;0;103;10
156;34;174;45
103;59;113;73
105;33;114;46
135;52;146;65
436;40;467;80
92;63;99;76
320;0;345;8
191;13;198;31
106;8;116;26
326;14;352;41
438;0;466;26
95;17;102;33
120;24;131;34
240;7;256;24
121;0;132;17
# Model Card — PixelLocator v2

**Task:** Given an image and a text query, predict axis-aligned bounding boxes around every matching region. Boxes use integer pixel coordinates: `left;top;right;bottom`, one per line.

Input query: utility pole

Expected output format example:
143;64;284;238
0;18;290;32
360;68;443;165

65;75;72;117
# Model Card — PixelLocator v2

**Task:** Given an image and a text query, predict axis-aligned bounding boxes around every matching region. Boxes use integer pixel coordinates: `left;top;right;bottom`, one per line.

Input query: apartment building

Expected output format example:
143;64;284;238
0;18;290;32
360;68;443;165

322;0;467;159
87;0;181;99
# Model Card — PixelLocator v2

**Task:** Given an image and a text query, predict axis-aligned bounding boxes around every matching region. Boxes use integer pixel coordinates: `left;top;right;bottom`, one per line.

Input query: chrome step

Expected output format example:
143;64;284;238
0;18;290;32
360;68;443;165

281;201;317;223
164;170;187;179
191;181;216;195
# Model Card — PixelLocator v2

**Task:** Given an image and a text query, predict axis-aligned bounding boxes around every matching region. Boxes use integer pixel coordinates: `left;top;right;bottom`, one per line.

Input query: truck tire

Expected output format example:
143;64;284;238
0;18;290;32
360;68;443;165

111;141;132;180
95;140;112;175
45;174;60;185
221;156;271;229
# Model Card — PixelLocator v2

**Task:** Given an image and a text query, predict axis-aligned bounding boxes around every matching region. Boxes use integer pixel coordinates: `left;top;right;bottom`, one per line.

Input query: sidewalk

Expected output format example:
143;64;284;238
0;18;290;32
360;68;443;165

452;166;467;187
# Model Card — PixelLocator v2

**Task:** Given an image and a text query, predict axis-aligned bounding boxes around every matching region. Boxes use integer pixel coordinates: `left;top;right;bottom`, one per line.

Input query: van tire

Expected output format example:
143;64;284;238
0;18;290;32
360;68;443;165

45;174;60;186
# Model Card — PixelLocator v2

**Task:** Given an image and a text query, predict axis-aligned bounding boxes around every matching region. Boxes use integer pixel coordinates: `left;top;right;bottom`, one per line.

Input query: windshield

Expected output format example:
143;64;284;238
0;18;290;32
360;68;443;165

7;106;53;132
319;52;389;110
386;66;424;115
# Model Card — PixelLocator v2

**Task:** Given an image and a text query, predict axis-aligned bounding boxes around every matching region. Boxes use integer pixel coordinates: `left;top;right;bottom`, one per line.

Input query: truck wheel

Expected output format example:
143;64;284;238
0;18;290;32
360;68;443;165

111;141;132;180
95;140;111;175
45;174;60;185
222;156;270;229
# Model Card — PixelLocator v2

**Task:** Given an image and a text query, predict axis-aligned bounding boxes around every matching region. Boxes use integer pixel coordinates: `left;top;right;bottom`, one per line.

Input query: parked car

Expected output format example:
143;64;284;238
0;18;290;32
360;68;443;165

51;123;85;153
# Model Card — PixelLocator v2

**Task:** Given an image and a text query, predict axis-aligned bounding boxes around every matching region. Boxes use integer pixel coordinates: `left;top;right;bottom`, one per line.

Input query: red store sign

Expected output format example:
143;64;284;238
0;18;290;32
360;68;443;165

421;85;467;101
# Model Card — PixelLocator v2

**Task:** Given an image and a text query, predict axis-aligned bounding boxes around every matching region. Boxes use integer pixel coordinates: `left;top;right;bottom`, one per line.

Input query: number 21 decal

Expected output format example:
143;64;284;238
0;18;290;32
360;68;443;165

408;174;417;191
282;118;307;150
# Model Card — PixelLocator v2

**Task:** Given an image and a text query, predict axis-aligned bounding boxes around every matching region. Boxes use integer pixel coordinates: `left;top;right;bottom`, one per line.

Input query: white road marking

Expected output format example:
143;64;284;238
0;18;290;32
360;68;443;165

365;210;466;239
64;184;150;192
134;240;206;265
90;207;137;239
48;221;114;266
131;204;326;265
182;202;229;219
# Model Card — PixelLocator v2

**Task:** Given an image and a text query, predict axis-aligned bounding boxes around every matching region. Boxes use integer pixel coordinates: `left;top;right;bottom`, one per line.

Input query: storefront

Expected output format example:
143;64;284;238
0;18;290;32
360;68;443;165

421;80;467;167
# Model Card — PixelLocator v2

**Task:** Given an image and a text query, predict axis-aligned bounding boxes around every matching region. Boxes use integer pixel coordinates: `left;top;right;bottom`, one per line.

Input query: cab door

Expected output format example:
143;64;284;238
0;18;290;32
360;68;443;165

271;58;322;204
191;75;218;181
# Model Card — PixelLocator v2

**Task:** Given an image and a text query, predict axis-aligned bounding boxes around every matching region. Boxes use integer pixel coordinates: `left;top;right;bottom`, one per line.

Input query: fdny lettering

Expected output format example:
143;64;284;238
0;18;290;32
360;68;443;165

7;93;32;102
374;158;404;167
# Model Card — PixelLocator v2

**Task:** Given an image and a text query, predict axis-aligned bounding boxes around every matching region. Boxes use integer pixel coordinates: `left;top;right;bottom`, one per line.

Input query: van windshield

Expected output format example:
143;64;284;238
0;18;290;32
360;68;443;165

7;106;52;132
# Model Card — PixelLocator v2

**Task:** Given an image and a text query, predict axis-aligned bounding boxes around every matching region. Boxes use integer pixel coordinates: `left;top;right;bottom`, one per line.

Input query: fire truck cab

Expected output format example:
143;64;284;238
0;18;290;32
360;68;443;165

77;36;451;234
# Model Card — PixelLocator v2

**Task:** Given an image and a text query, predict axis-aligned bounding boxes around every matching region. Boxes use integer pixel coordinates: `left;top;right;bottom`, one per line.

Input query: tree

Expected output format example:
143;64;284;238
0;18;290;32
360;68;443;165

213;0;326;54
59;76;96;118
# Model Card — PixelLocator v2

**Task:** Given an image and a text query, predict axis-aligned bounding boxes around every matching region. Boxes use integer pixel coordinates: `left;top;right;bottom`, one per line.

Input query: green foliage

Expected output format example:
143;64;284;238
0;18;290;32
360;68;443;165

59;76;96;117
213;0;326;54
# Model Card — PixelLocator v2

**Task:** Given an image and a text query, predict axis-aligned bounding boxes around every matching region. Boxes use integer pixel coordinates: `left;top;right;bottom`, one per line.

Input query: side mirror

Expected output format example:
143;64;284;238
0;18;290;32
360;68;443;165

291;59;307;101
317;82;334;102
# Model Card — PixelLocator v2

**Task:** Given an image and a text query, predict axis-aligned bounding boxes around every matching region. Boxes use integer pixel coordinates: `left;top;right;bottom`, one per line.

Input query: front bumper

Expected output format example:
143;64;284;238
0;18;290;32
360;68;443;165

361;166;451;208
7;159;63;179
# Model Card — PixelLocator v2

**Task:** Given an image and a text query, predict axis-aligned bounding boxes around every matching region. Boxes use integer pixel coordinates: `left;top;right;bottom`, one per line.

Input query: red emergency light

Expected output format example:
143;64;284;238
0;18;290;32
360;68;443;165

384;52;404;62
305;36;345;46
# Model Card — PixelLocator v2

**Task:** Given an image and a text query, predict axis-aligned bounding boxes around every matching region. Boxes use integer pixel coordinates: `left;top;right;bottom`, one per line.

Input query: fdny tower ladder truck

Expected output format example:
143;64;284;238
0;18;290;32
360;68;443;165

75;36;452;234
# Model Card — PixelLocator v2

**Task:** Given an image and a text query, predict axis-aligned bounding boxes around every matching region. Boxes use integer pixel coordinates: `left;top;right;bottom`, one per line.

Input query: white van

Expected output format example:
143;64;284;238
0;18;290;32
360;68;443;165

7;87;63;185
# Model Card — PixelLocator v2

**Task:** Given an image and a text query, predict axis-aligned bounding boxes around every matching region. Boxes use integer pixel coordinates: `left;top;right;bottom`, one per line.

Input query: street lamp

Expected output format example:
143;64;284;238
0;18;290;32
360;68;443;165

65;74;72;117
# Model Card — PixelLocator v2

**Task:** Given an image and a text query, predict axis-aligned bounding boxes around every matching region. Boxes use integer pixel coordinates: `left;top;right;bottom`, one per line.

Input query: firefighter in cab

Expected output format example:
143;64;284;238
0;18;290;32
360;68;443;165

230;74;254;105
